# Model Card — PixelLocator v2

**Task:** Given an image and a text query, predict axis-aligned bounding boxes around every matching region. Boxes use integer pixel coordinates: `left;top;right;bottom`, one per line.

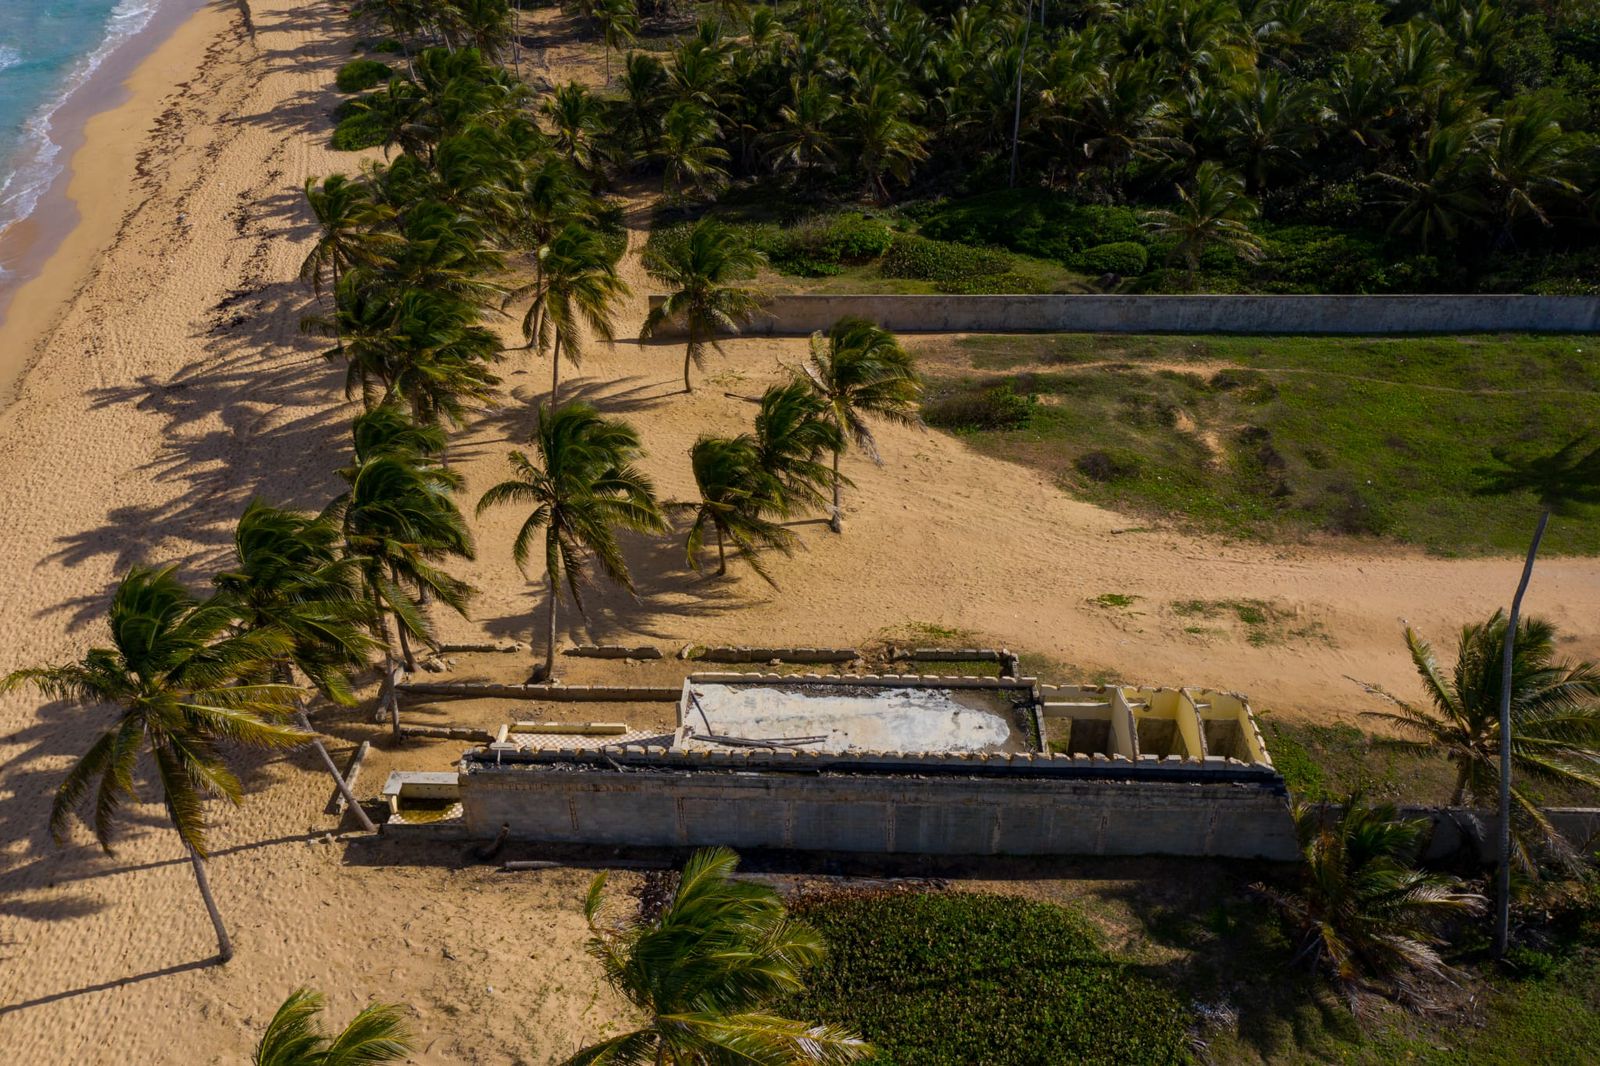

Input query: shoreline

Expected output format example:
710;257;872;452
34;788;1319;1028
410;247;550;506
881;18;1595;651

0;0;214;412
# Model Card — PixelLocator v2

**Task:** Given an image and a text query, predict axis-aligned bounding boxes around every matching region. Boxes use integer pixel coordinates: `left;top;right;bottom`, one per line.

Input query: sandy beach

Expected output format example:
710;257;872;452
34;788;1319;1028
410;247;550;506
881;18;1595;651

0;0;1597;1061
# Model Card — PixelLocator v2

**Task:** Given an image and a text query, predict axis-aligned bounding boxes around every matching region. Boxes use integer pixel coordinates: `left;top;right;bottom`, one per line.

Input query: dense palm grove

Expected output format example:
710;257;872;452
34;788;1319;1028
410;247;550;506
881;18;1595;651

333;0;1600;293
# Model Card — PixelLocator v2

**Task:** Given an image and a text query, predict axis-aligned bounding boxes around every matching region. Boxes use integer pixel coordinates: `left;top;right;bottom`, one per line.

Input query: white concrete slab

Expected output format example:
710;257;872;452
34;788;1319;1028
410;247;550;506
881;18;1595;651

681;681;1031;754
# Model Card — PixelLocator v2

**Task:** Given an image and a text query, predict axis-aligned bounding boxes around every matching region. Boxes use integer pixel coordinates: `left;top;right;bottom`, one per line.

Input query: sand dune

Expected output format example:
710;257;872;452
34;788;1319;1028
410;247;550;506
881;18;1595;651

0;1;1596;1062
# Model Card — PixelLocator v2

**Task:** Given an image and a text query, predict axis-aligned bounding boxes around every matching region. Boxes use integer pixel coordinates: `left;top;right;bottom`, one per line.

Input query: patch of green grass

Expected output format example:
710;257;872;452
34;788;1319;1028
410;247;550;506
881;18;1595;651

1092;592;1139;609
923;334;1600;555
785;892;1189;1065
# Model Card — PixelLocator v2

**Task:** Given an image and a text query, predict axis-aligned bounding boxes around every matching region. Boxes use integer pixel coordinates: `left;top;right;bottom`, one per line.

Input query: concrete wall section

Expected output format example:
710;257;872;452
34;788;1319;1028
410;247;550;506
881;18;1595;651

646;294;1600;336
460;765;1300;860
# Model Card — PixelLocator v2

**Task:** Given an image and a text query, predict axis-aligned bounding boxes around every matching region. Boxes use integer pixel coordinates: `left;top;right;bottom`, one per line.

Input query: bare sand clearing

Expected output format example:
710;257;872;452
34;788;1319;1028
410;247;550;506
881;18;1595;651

0;1;1597;1062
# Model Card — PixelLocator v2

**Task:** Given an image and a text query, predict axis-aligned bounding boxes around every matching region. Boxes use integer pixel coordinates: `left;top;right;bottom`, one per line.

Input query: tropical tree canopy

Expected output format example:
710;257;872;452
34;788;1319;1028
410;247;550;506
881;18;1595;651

1258;800;1485;1012
1360;612;1600;865
567;847;871;1065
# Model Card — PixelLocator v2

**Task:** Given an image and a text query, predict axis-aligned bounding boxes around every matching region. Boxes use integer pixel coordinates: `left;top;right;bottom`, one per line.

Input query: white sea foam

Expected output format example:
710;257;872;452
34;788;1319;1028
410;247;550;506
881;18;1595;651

0;0;165;252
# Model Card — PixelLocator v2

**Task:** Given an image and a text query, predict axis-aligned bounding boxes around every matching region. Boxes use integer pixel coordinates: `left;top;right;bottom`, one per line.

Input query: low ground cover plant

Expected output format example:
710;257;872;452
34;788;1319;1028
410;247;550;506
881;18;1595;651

784;891;1189;1065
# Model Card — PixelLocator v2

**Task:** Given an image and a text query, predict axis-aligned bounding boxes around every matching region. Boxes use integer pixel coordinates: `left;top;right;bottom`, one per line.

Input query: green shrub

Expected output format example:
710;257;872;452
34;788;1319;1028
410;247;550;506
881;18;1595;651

918;190;1142;263
784;892;1189;1065
335;58;391;93
1255;225;1388;293
934;271;1050;294
331;108;387;151
766;212;895;275
881;233;1013;282
1073;241;1149;277
370;38;402;54
1075;449;1142;483
923;382;1036;430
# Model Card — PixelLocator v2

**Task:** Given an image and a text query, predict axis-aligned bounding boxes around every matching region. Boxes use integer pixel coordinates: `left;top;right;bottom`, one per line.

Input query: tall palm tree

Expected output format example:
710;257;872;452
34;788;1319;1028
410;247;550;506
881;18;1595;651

567;847;870;1065
2;566;308;962
212;501;380;832
679;435;797;584
591;0;639;81
1474;437;1600;953
1361;612;1600;857
801;317;921;534
1377;122;1489;254
1141;161;1265;290
327;416;475;734
476;403;665;681
542;82;608;173
254;987;411;1066
523;222;630;402
1256;800;1484;1011
753;378;843;516
300;175;398;301
640;219;765;394
1484;102;1579;247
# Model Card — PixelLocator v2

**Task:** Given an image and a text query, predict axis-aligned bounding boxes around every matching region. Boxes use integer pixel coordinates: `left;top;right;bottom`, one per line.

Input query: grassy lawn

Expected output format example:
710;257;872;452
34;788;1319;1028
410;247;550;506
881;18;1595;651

917;333;1600;555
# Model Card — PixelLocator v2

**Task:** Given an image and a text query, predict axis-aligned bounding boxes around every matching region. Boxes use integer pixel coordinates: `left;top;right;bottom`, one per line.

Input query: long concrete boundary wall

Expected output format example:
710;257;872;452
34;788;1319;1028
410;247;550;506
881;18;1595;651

460;765;1300;860
646;294;1600;336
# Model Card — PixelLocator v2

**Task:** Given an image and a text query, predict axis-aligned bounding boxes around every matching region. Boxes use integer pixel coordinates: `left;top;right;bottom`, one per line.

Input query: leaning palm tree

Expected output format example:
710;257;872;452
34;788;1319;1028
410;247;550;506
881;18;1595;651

567;847;870;1065
2;566;308;962
801;317;921;533
254;987;411;1066
1477;436;1600;954
679;435;797;585
1257;800;1484;1012
1360;612;1600;867
523;222;630;402
299;174;397;300
753;379;843;516
1141;161;1265;290
327;436;475;736
640;219;765;394
213;501;380;832
476;403;665;681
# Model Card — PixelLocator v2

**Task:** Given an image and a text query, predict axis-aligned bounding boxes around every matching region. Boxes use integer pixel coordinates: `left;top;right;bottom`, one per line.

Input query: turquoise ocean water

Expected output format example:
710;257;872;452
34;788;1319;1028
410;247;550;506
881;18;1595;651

0;1;164;266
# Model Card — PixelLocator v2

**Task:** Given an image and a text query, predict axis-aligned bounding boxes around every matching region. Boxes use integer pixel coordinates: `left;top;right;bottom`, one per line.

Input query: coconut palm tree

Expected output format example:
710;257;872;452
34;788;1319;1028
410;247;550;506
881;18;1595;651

254;987;412;1066
640;219;765;394
1474;436;1600;954
591;0;639;82
753;378;843;516
1377;122;1490;254
800;316;921;534
567;847;870;1065
1141;161;1265;290
1483;102;1580;246
299;175;397;300
654;101;730;201
327;416;475;734
1360;612;1600;858
679;435;796;584
212;501;380;832
542;81;608;173
1257;800;1484;1011
522;222;630;402
2;566;309;962
476;403;665;681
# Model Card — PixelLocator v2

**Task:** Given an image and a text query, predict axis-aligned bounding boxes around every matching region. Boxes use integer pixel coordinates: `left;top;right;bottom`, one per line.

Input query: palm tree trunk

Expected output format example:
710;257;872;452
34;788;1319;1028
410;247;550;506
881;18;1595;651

1450;761;1470;807
716;525;727;575
551;333;563;404
187;844;233;963
683;323;696;394
1493;507;1550;957
375;605;403;742
395;611;418;672
296;707;377;832
829;448;843;534
545;570;559;681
